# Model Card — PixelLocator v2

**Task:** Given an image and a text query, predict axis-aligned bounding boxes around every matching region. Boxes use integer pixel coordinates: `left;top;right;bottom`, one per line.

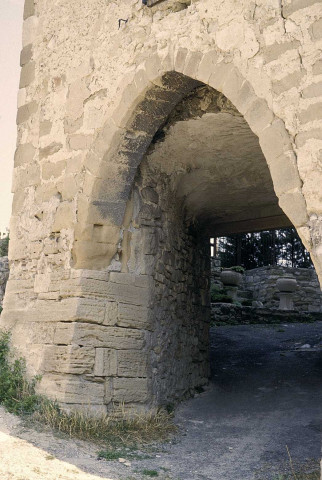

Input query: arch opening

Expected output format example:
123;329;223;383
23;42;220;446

104;80;301;404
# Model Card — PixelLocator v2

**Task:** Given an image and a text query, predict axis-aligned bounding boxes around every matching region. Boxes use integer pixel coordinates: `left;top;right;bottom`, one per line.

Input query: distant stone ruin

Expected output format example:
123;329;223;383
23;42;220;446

1;0;322;411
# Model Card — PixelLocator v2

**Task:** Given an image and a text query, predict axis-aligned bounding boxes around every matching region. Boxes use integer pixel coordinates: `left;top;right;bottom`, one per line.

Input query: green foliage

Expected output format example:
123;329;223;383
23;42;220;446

0;330;42;414
141;470;159;477
210;285;232;303
217;228;312;270
97;448;151;461
0;235;9;257
229;265;245;273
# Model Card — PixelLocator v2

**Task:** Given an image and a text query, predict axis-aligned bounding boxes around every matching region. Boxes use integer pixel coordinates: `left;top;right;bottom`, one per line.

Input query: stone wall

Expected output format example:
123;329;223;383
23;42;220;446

0;257;9;309
1;0;322;410
135;154;210;405
211;260;322;312
244;266;322;312
211;303;322;325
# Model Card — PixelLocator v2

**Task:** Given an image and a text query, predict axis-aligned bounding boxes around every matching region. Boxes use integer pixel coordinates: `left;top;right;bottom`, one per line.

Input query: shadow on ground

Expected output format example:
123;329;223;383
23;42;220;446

0;322;321;480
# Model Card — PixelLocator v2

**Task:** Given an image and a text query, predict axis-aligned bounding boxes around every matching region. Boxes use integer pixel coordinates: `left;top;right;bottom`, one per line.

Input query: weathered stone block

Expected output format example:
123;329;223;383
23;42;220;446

22;15;38;47
94;348;117;376
14;143;36;167
117;303;151;330
259;119;293;165
55;323;145;350
12;163;40;191
298;102;322;124
117;350;148;377
39;142;63;160
283;0;320;17
272;70;306;96
92;224;120;244
174;48;188;73
23;0;35;20
295;128;322;147
279;189;309;227
183;51;203;78
267;151;302;196
39;120;52;137
103;301;118;326
113;377;149;403
244;98;274;136
302;81;322;99
105;282;150;306
42;346;95;374
68;134;93;151
38;374;105;404
19;61;35;88
42;160;66;180
52;202;75;232
20;44;33;66
16;101;38;124
263;40;300;64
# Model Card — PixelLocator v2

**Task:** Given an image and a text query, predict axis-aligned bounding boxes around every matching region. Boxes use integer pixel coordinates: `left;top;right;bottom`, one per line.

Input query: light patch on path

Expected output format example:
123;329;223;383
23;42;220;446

0;407;118;480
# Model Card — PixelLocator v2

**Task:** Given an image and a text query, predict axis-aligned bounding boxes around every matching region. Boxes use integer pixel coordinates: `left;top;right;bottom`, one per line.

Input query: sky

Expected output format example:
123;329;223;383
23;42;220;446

0;0;24;235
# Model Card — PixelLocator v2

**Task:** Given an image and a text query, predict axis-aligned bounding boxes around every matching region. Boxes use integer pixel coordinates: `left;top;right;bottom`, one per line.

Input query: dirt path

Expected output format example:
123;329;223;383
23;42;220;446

0;322;321;480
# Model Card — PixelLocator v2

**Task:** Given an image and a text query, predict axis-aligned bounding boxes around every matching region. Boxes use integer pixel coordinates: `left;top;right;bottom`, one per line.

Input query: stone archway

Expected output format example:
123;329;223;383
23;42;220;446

75;53;317;280
2;0;322;411
70;55;312;405
28;61;316;409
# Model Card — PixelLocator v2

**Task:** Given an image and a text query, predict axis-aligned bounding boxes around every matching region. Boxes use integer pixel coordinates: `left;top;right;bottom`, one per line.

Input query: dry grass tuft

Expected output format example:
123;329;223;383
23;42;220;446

33;401;177;447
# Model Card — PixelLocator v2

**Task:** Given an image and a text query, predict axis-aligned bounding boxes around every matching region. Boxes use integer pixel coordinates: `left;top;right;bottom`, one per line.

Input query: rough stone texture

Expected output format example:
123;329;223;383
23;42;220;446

211;303;322;325
211;261;322;313
243;266;322;313
1;0;322;411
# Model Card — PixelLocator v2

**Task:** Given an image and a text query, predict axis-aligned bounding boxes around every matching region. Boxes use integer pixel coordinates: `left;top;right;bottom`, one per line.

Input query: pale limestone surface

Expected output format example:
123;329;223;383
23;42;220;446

1;0;322;410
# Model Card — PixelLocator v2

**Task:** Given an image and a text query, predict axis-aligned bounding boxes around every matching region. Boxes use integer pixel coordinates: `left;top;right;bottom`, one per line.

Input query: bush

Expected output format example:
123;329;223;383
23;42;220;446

229;265;245;274
0;236;9;257
0;330;42;414
210;285;232;303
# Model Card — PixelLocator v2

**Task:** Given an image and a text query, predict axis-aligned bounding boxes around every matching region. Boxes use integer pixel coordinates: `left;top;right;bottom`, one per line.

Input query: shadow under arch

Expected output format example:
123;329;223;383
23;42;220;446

74;54;311;274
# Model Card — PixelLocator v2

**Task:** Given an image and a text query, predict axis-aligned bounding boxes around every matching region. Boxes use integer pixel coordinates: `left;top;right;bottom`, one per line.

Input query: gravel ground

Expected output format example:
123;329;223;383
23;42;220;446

0;322;321;480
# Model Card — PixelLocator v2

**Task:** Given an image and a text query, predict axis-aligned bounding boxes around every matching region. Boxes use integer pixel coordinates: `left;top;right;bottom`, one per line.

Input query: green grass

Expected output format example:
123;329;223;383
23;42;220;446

0;329;176;451
97;447;152;461
140;470;159;477
0;235;9;256
0;330;42;415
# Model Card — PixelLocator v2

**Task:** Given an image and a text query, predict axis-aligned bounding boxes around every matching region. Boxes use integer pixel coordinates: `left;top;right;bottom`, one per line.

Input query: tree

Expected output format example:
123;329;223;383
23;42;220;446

216;228;312;269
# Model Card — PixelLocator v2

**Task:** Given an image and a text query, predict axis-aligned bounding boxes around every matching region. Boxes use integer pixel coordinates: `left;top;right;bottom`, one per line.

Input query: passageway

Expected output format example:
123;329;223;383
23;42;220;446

138;322;322;480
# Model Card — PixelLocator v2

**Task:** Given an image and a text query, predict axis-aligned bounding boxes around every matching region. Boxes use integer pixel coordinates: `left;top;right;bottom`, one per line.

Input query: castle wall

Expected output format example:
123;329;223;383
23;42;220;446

1;0;321;409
